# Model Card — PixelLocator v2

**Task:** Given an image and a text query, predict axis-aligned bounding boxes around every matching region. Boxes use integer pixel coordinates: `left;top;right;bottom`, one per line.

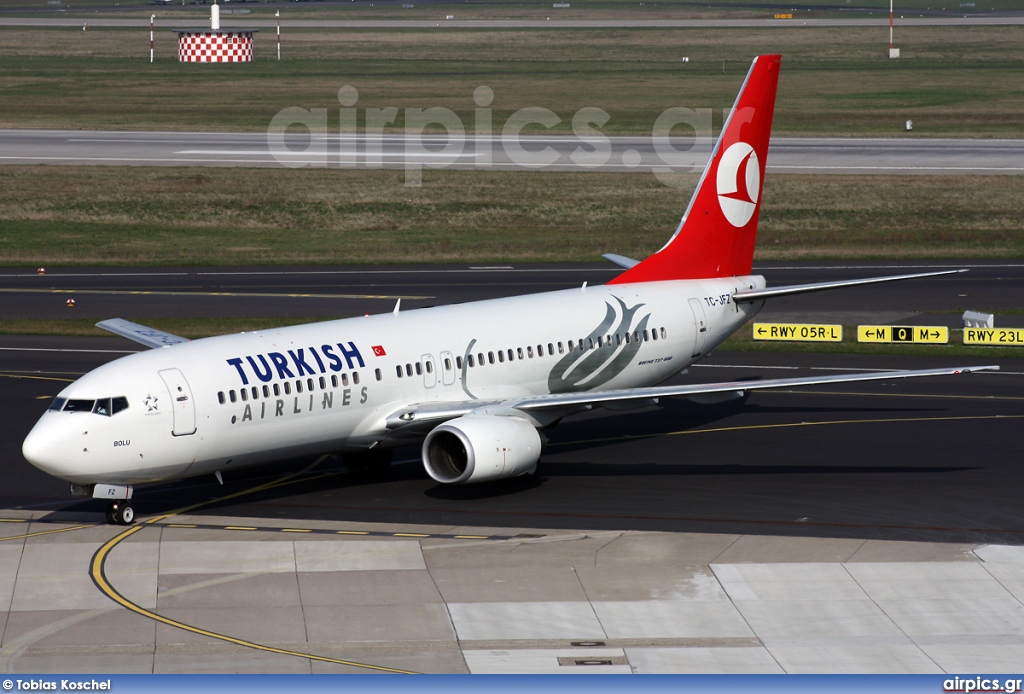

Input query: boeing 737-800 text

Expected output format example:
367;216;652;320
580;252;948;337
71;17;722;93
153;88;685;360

21;55;996;524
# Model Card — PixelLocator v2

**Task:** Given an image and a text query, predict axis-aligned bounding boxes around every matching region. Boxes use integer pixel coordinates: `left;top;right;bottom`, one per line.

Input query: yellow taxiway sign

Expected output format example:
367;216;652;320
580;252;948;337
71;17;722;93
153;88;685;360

858;325;949;344
964;328;1024;346
752;323;842;342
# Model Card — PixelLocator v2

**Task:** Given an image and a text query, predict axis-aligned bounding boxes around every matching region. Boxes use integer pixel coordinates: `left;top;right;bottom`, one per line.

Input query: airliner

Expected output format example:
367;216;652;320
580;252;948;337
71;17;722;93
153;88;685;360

22;55;995;525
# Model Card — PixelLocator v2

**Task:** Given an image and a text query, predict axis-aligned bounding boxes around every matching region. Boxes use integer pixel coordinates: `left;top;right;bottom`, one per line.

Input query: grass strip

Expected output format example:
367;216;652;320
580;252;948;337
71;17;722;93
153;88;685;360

0;25;1021;136
1;167;1021;266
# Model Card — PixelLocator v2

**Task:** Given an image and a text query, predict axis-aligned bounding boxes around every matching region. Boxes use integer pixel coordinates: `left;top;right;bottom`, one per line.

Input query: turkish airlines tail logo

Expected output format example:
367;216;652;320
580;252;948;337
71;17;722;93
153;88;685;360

716;142;760;228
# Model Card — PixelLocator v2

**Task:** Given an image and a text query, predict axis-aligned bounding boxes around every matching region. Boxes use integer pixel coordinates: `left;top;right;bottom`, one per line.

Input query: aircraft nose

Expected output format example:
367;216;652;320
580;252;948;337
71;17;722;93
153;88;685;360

22;415;76;480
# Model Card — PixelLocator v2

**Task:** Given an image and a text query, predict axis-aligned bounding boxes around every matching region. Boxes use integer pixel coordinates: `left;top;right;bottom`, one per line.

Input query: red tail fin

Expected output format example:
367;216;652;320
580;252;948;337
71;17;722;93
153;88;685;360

609;54;781;284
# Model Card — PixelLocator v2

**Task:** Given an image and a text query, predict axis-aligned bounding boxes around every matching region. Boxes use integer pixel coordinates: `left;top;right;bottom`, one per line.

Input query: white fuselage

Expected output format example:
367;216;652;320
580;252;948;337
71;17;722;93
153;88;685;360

22;276;765;486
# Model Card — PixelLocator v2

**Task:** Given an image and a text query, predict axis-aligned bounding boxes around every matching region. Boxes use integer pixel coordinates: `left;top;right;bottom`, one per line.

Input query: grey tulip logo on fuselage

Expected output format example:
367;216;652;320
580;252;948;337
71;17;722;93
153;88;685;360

548;297;651;393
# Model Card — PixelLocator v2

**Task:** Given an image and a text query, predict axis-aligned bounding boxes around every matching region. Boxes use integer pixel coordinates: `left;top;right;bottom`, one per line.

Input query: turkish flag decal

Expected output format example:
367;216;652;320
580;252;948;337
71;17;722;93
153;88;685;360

372;345;386;357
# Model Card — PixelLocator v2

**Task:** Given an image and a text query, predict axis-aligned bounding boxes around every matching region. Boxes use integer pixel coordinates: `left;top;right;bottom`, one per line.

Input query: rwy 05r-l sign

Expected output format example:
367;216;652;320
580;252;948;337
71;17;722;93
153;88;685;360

753;323;842;342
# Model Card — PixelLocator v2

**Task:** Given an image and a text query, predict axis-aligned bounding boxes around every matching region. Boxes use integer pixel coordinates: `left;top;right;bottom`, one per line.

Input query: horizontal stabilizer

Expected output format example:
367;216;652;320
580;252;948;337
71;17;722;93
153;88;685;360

733;269;966;302
602;254;641;270
96;318;189;349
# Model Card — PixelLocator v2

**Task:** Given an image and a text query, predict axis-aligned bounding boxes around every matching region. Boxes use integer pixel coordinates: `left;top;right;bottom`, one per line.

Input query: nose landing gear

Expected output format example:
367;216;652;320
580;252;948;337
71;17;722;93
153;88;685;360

106;500;135;526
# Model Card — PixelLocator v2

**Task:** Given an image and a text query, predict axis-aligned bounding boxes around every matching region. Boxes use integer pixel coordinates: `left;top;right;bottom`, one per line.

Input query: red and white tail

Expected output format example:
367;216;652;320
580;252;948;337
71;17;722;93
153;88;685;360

609;54;781;285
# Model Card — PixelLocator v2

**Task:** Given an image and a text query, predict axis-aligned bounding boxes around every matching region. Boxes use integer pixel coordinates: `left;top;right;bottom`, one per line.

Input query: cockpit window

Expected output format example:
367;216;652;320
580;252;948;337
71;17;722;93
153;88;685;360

63;399;95;413
48;397;67;412
91;396;129;416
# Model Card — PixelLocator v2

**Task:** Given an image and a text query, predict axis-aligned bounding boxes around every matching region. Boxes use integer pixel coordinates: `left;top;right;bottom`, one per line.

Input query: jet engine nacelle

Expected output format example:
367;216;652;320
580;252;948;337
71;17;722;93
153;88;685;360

422;414;541;484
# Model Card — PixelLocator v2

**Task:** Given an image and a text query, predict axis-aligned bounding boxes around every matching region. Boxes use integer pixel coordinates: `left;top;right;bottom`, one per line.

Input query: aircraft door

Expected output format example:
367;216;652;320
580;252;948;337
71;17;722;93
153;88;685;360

688;298;708;358
439;351;456;386
159;368;197;436
422;354;437;389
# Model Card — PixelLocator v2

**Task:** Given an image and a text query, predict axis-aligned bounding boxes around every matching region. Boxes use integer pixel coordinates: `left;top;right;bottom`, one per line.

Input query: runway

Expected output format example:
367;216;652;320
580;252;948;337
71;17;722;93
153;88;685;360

3;263;1024;673
3;130;1022;174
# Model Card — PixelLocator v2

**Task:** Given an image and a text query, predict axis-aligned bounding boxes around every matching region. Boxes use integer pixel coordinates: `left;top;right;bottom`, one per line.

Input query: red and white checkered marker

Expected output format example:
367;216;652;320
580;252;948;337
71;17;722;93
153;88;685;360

177;32;254;63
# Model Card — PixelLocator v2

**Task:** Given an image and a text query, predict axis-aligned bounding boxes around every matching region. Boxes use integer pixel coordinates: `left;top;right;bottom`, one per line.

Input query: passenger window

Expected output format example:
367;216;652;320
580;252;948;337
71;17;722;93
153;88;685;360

617;334;623;345
597;336;603;347
477;352;484;365
588;338;595;350
444;357;452;370
405;364;413;377
426;361;433;373
488;352;494;365
633;330;640;343
644;329;650;342
508;349;514;361
112;396;129;414
548;343;554;355
468;354;475;368
652;329;658;341
415;363;422;376
229;391;237;403
661;327;667;339
332;375;339;388
517;347;524;360
262;385;270;398
284;382;291;395
567;341;574;353
375;369;382;381
456;356;463;369
498;351;505;363
319;377;326;390
353;372;360;385
537;345;544;357
218;392;225;405
251;386;259;400
307;378;314;391
342;373;350;386
92;398;112;416
273;383;281;396
295;381;303;394
527;346;534;358
240;389;248;402
396;365;404;378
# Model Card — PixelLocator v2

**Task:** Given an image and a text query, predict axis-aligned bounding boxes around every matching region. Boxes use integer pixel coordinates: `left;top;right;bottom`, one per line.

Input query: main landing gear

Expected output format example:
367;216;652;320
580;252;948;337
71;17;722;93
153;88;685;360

106;500;135;526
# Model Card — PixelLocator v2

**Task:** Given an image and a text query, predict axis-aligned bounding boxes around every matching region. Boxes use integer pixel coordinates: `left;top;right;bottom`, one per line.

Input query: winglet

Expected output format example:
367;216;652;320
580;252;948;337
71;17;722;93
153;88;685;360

96;318;189;349
609;54;781;284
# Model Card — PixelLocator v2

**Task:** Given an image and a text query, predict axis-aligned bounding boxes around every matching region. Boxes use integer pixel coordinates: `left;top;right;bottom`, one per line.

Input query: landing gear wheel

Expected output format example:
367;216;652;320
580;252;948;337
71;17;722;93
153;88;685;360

107;500;135;526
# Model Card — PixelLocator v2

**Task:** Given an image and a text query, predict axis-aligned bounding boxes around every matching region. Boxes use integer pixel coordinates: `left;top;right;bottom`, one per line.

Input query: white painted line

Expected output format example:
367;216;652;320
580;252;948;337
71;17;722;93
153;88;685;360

175;150;485;159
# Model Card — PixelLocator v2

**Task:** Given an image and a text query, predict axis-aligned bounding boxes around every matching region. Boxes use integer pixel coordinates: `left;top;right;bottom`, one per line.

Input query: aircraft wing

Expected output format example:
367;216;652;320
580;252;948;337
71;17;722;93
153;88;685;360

95;318;189;349
385;364;998;430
